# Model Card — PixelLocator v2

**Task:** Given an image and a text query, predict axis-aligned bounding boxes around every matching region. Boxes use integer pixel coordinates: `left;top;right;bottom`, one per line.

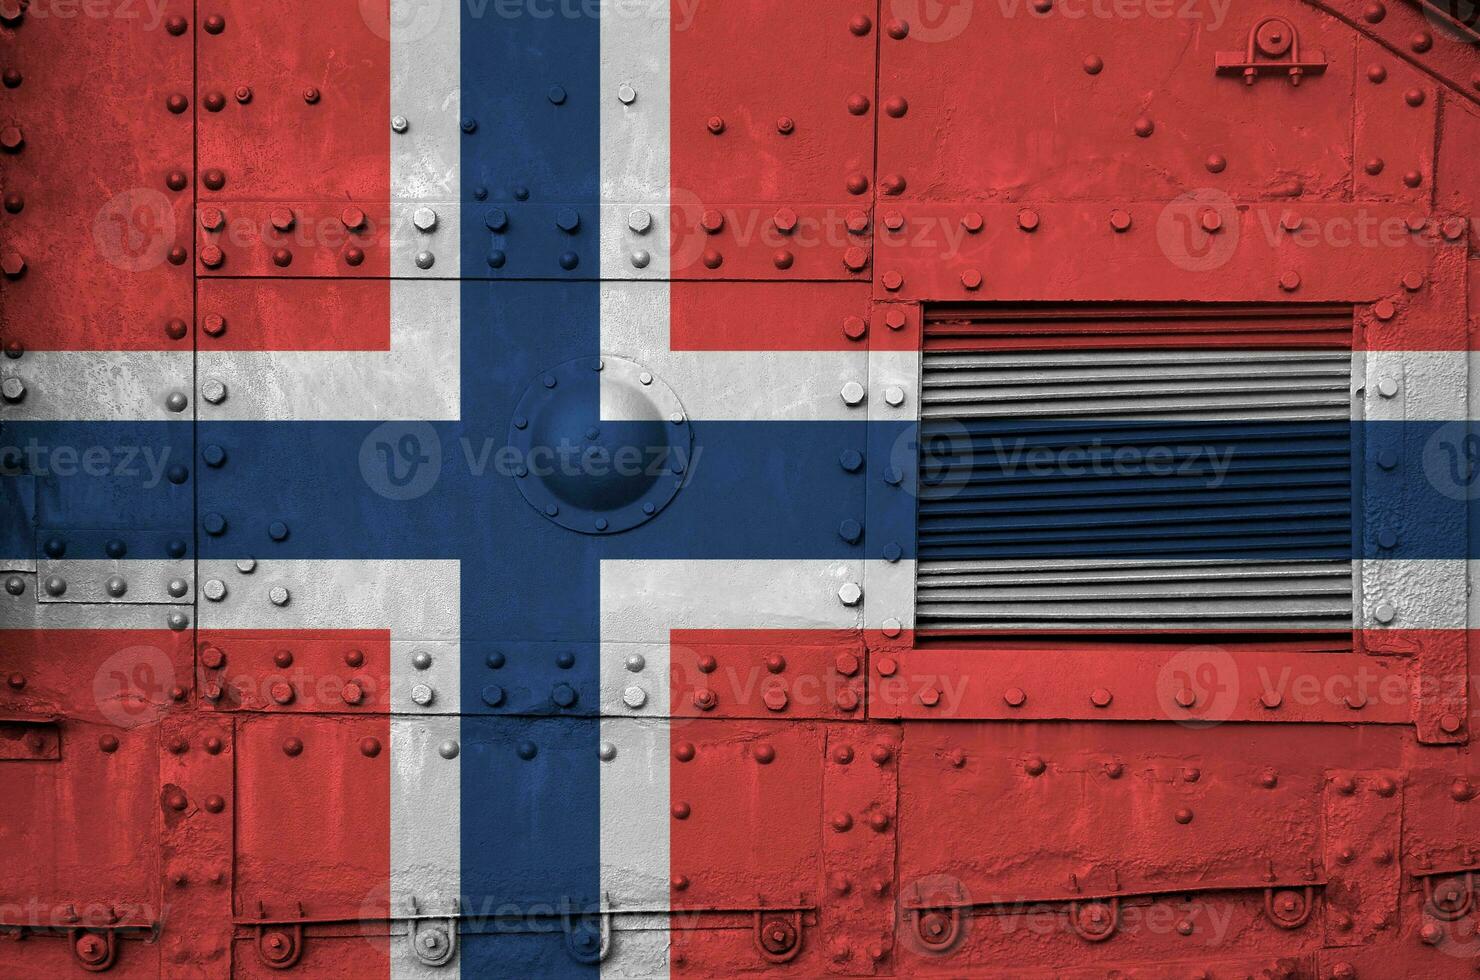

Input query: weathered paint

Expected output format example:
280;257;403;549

4;0;1480;977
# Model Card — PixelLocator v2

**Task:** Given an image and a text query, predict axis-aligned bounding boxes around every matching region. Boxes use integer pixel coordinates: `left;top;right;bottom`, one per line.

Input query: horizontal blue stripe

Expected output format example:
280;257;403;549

3;419;1475;560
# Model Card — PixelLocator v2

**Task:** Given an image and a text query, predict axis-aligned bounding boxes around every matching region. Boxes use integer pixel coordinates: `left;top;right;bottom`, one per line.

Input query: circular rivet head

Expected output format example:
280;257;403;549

623;685;647;709
625;653;645;672
413;206;438;232
599;741;617;762
838;582;863;606
44;576;66;597
411;683;435;706
630;250;651;269
415;250;435;270
411;649;433;670
5;576;24;596
166;391;189;413
841;381;866;406
438;740;460;760
202;579;226;602
1373;602;1396;624
548;85;568;105
391;115;409;133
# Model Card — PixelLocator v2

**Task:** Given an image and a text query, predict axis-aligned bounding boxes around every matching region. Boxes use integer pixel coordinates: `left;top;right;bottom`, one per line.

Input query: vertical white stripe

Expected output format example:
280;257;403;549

391;0;462;276
601;12;673;973
601;1;670;281
389;6;464;963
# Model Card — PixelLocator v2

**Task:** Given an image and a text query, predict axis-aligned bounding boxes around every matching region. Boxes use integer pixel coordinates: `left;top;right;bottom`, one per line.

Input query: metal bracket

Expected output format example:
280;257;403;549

752;896;807;964
1068;898;1120;943
910;907;964;954
69;928;118;972
253;902;304;970
1417;868;1477;921
406;897;457;968
1216;17;1327;86
1264;886;1315;929
562;904;612;965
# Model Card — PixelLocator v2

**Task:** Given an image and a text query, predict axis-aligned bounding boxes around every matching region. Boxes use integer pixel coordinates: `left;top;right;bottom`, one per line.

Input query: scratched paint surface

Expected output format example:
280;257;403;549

3;1;1480;978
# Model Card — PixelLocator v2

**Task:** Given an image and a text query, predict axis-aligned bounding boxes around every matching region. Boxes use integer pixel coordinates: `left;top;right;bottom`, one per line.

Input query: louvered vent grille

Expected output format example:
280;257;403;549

916;306;1356;635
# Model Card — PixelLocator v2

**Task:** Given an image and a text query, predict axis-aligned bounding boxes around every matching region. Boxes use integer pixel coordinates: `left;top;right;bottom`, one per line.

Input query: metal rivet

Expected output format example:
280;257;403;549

1376;378;1399;398
43;576;65;597
412;649;433;670
1373;602;1396;624
599;742;617;761
438;740;460;759
202;579;226;602
625;653;645;672
630;250;651;269
415;250;435;270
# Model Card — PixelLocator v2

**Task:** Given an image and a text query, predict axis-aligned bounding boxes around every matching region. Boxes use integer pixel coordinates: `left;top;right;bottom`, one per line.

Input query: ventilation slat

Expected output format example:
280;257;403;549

916;308;1354;634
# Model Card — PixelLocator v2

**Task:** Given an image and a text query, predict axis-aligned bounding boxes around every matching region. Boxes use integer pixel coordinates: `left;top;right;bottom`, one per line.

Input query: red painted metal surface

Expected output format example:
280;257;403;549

5;0;1480;977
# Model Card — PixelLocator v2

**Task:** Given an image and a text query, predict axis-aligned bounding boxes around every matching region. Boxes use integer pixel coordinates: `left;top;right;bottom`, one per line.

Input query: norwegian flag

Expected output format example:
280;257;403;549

2;0;1478;977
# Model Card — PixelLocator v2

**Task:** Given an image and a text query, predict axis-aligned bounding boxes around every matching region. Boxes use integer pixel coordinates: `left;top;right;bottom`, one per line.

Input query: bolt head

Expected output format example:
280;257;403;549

413;206;438;232
838;582;863;606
